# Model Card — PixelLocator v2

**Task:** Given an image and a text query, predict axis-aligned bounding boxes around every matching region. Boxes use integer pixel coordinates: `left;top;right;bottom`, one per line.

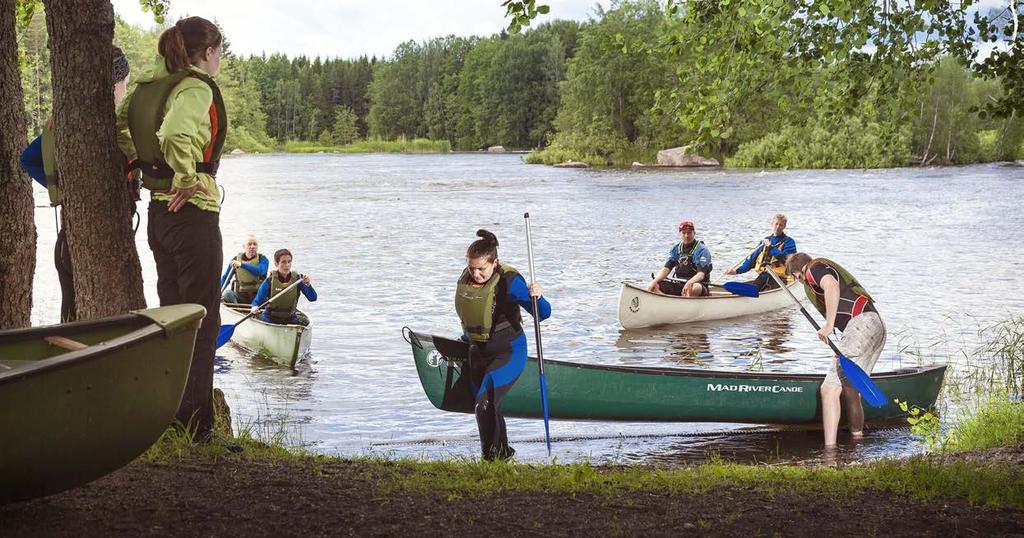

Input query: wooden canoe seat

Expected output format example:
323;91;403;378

44;335;89;351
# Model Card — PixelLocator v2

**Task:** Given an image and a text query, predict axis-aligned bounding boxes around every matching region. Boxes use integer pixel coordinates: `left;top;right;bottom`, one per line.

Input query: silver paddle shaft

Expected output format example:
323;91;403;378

524;212;545;375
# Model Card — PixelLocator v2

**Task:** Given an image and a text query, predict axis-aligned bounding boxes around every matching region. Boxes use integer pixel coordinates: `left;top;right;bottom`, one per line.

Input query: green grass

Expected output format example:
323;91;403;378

352;455;1024;509
525;144;657;167
943;396;1024;452
142;410;313;464
282;137;450;154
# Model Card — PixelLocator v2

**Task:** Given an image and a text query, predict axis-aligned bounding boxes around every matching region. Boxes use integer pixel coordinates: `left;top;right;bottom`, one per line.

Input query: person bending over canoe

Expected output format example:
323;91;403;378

457;229;551;461
724;213;797;292
20;46;136;323
647;220;713;297
786;252;886;447
250;249;316;326
221;235;268;304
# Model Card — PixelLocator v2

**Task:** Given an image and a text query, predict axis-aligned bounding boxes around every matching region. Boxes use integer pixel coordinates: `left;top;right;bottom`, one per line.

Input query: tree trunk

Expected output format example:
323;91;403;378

0;0;36;329
43;0;145;319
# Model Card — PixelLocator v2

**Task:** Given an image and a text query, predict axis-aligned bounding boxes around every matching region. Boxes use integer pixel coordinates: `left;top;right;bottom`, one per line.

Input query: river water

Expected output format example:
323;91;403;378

30;154;1024;465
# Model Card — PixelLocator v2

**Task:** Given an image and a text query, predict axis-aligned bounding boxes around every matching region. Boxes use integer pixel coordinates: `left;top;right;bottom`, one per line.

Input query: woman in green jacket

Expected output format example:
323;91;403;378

116;16;227;442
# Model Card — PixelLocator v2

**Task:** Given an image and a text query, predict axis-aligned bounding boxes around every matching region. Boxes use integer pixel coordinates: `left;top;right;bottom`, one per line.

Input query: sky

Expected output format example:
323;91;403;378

111;0;612;60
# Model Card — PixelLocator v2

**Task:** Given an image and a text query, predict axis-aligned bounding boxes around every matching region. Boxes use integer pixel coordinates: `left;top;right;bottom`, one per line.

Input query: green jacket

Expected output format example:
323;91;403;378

116;61;221;212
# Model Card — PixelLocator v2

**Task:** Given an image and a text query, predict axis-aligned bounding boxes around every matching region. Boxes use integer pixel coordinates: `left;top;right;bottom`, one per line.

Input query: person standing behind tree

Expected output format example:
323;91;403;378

725;213;797;292
221;235;268;304
785;252;886;447
116;16;228;442
20;46;136;323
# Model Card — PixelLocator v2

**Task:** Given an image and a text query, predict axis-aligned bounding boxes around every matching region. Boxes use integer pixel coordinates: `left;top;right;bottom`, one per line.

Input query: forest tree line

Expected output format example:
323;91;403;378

16;0;1024;167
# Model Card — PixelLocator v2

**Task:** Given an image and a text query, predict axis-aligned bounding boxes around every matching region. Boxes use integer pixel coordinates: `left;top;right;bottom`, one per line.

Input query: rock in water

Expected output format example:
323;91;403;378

656;146;720;167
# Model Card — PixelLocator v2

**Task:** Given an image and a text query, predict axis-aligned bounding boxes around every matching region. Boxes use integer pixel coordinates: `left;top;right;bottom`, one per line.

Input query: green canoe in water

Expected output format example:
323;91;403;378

0;304;205;504
405;330;946;424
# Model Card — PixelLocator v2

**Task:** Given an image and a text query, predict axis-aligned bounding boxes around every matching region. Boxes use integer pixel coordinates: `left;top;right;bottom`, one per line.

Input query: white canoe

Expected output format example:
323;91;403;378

219;304;312;368
617;280;801;329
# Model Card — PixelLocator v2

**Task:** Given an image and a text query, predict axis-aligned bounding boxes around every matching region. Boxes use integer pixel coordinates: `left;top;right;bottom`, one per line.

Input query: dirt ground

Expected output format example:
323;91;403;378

2;452;1023;537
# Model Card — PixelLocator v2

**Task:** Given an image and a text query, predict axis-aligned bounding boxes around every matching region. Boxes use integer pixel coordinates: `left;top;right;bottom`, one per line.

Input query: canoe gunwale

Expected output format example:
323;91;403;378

621;281;797;301
410;331;947;382
219;303;311;368
221;303;311;329
0;318;164;386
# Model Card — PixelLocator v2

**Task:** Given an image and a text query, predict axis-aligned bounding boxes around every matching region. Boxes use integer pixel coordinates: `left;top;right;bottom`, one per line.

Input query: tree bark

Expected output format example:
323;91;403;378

43;0;145;319
0;0;36;329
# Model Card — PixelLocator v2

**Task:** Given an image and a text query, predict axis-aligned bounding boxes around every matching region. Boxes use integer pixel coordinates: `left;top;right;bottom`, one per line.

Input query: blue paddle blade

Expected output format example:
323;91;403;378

838;355;887;408
539;373;552;456
722;281;759;298
215;325;235;348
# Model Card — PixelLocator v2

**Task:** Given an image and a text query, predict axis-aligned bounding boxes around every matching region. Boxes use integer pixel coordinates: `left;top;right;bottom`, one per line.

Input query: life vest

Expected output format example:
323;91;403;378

266;271;300;322
673;240;711;281
455;264;524;344
40;125;138;207
40;125;61;206
126;69;227;192
754;235;792;281
803;258;875;319
232;253;267;295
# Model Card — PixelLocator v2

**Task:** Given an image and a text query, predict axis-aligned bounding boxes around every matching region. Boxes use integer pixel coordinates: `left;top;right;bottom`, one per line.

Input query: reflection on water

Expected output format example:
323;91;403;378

613;311;796;370
28;155;1024;464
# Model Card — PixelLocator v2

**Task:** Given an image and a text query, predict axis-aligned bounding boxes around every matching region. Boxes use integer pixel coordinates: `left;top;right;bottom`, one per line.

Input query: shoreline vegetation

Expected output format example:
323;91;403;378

15;3;1023;170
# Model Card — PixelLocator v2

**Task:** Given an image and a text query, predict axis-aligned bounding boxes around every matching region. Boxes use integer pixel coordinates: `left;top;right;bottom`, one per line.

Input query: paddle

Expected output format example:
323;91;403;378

216;276;303;349
766;269;887;408
221;267;236;294
524;212;552;457
712;242;760;285
654;274;760;298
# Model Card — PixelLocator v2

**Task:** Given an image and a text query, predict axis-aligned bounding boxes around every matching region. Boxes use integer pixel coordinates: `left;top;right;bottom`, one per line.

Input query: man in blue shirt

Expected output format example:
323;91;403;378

648;220;713;297
725;213;797;291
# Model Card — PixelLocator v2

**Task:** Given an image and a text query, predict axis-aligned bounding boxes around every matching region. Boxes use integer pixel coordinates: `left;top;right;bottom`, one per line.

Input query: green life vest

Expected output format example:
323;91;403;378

266;271;300;322
803;257;874;316
455;264;523;343
126;69;227;192
40;125;61;206
232;253;266;295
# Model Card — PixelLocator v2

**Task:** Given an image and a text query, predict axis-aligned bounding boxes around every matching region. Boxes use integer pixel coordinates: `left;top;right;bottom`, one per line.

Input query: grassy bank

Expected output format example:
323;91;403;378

281;137;451;154
139;429;1024;511
525;144;658;167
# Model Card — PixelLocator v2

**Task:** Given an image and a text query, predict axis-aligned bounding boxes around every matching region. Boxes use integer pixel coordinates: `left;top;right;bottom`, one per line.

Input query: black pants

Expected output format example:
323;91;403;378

749;271;781;292
54;227;76;322
467;336;525;461
148;200;223;441
658;279;709;296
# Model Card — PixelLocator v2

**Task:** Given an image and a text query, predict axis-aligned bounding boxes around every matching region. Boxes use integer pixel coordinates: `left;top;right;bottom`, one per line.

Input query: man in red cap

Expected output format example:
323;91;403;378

648;220;713;296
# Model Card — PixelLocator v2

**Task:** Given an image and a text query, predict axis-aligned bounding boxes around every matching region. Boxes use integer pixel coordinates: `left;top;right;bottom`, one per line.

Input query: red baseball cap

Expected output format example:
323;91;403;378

678;220;695;232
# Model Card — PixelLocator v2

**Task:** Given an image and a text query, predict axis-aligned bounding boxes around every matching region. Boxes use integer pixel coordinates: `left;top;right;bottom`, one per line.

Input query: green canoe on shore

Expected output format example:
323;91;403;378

406;330;946;424
0;304;205;504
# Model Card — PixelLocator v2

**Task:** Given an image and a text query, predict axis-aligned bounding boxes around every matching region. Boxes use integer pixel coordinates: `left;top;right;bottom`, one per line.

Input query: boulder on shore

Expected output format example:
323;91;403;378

554;161;590;168
487;145;506;153
655;145;719;167
230;148;245;155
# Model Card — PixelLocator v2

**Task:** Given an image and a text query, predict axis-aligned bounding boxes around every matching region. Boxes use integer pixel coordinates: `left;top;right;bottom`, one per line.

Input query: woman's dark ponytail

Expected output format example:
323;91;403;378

467;229;499;261
158;16;222;73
